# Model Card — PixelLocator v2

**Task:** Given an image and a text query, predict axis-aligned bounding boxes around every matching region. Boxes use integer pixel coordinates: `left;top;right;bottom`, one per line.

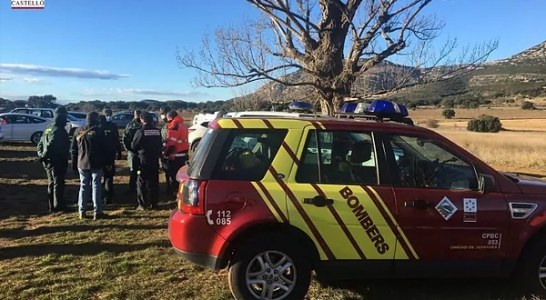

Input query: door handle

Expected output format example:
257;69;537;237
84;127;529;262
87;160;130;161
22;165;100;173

404;199;431;209
303;196;334;207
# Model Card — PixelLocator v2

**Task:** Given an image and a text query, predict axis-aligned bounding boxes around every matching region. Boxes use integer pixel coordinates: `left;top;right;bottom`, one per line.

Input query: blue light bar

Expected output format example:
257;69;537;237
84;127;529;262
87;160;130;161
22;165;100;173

288;101;314;112
365;99;409;118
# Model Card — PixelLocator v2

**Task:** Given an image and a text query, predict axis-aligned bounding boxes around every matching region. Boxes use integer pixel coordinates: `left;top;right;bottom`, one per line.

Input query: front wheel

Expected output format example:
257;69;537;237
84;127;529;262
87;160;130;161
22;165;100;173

30;131;43;145
518;237;546;296
228;235;311;300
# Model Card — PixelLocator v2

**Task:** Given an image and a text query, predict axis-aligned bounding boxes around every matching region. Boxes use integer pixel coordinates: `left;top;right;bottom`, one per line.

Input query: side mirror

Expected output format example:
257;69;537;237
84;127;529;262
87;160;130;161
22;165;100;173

478;174;496;193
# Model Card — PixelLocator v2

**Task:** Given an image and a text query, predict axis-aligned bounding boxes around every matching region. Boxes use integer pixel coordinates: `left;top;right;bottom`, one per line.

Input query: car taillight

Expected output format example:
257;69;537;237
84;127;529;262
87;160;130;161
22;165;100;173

177;179;206;215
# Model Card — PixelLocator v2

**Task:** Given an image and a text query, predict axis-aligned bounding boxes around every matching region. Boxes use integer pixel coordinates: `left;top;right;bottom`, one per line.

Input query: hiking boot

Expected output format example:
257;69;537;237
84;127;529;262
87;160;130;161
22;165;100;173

93;212;107;220
135;205;145;211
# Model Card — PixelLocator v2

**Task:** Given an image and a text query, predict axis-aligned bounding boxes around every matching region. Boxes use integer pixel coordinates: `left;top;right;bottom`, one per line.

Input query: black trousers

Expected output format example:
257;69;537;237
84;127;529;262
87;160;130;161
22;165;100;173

137;165;159;208
44;162;67;212
167;156;187;194
102;163;116;203
128;152;140;191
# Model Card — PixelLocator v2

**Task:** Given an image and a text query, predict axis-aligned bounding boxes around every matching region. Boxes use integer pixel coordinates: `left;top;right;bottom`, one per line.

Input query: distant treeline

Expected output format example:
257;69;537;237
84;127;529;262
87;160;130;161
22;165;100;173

0;95;235;113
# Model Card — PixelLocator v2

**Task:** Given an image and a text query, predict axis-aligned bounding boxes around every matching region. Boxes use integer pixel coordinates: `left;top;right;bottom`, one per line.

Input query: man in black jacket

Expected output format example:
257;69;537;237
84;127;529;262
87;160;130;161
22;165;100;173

122;110;142;193
99;110;122;204
131;112;162;210
37;106;70;213
71;112;106;220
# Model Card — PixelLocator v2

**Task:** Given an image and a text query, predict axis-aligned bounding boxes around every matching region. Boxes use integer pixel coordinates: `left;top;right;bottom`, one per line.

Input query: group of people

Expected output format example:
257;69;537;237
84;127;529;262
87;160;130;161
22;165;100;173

36;106;189;220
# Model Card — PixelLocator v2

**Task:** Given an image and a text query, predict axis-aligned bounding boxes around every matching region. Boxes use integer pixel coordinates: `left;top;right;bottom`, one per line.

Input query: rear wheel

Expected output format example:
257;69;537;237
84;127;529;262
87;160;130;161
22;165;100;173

30;131;42;145
228;234;311;300
518;236;546;296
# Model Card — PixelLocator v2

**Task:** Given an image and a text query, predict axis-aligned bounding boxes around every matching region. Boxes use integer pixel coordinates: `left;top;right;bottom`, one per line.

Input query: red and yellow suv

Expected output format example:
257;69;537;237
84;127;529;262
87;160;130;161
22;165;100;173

169;116;546;300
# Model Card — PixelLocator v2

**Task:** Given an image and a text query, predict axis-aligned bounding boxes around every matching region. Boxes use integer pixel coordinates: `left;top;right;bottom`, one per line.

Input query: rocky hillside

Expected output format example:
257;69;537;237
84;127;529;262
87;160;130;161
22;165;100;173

247;41;546;107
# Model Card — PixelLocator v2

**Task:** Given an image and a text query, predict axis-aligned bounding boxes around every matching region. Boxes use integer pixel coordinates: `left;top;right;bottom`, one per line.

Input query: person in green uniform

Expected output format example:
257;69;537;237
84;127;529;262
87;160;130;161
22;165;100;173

37;106;70;213
122;110;143;193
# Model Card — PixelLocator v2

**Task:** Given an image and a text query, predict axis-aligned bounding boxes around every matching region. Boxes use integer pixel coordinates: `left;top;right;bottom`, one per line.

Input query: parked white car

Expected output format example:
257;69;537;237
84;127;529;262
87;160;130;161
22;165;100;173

0;124;4;142
9;107;83;135
189;111;307;151
188;120;210;152
0;113;49;144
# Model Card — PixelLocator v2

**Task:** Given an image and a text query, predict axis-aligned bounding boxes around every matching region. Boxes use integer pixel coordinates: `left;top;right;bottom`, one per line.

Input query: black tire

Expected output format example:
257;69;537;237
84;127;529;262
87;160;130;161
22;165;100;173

30;131;43;145
228;234;311;300
518;237;546;296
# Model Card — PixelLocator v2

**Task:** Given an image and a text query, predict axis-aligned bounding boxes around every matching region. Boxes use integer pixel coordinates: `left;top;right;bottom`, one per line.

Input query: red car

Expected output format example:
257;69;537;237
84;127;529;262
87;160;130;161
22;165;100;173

169;115;546;300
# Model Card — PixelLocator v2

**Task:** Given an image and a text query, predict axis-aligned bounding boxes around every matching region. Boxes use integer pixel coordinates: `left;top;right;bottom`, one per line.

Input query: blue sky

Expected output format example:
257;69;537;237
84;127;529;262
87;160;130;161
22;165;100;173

0;0;545;104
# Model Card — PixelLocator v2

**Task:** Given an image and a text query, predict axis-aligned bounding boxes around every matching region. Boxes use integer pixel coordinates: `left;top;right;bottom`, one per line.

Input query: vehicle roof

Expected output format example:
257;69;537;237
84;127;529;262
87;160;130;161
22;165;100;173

213;116;429;135
11;107;54;110
0;113;48;120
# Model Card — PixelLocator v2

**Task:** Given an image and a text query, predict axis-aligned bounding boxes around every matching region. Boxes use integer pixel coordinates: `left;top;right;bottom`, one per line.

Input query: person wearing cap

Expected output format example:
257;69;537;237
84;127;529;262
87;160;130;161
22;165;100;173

131;112;162;210
37;106;70;213
164;110;189;195
99;109;122;204
71;111;107;220
159;106;172;193
122;110;143;193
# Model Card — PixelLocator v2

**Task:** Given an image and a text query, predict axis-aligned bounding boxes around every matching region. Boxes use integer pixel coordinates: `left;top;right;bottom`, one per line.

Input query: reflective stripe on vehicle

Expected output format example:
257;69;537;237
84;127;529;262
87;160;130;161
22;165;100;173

365;186;419;259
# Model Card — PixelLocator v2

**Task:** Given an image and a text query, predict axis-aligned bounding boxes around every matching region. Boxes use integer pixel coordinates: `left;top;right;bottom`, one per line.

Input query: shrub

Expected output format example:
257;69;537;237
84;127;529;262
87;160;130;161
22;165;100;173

424;119;439;128
467;115;502;133
442;109;456;119
521;101;536;110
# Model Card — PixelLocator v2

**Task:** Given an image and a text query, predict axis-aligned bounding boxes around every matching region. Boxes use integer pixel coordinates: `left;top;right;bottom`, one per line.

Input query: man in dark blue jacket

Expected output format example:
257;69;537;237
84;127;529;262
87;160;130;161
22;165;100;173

71;112;106;220
131;112;162;210
37;106;70;213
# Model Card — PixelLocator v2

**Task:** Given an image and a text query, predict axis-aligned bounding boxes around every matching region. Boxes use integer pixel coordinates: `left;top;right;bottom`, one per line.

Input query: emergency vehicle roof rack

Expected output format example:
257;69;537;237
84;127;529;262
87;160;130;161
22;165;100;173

333;112;414;126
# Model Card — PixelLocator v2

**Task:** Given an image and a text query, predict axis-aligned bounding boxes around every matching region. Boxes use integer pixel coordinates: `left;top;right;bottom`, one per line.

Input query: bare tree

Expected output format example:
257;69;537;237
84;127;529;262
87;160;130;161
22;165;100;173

178;0;497;115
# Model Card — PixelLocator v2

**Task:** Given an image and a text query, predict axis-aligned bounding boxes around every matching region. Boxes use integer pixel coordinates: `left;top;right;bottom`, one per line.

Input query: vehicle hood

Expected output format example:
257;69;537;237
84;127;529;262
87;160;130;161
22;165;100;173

502;172;546;195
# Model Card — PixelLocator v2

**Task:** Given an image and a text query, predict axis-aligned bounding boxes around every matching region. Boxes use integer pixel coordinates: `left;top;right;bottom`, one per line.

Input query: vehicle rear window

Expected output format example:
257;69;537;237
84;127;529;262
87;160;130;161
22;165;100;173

212;129;287;181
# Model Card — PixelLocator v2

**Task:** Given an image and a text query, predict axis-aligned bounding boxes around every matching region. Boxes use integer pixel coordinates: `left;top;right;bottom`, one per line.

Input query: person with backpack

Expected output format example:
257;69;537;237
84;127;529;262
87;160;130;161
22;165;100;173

71;112;107;220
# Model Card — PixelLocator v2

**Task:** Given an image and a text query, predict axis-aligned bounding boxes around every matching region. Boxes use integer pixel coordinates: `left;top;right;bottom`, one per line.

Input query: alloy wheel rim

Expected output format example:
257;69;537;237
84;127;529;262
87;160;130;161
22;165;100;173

539;254;546;290
245;250;296;300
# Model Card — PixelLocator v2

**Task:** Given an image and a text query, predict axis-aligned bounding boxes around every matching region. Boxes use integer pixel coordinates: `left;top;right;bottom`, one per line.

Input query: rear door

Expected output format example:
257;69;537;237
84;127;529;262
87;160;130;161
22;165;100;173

0;115;13;139
382;133;510;276
285;128;416;276
11;115;33;140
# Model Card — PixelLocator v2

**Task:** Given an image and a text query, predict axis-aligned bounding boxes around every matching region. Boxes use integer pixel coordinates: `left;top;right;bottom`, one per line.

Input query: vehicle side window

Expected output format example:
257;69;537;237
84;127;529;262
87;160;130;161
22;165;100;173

296;130;378;185
212;129;287;181
30;117;46;124
13;115;30;124
41;110;53;119
384;134;478;190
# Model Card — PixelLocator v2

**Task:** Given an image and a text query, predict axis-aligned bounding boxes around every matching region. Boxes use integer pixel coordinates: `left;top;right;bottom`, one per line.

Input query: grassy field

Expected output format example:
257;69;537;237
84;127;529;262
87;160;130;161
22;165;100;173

1;108;546;299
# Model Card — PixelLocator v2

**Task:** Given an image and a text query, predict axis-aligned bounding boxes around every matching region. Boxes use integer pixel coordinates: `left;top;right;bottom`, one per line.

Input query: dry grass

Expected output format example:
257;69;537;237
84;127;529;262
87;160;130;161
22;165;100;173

411;107;546;121
437;130;546;176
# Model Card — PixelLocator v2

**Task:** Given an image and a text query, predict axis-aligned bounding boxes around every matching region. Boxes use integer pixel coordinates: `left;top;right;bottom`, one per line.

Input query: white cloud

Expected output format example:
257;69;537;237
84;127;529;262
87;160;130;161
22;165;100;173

0;64;129;80
22;77;46;84
81;87;208;98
